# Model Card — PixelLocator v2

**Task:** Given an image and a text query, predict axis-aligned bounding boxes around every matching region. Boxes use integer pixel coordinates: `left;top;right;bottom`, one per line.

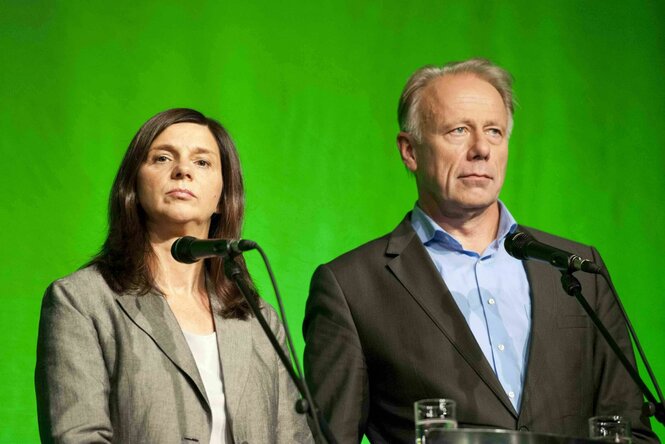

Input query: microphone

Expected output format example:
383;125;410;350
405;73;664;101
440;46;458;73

504;231;603;274
171;236;258;264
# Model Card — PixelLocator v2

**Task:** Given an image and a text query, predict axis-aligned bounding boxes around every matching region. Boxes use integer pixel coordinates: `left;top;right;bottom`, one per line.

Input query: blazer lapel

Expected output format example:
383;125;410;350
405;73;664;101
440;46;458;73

213;308;252;421
386;216;517;416
115;291;209;408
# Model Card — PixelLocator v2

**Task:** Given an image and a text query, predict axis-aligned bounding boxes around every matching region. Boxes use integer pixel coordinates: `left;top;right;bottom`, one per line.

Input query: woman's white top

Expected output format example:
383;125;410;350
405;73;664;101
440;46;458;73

183;330;227;444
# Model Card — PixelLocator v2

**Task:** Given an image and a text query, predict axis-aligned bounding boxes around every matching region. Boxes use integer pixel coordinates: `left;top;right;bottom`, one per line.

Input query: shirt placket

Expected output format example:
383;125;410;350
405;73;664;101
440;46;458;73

475;254;523;411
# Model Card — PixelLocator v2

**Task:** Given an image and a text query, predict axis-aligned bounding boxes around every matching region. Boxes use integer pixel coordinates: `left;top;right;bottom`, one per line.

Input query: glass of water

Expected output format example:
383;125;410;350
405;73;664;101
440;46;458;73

588;415;632;443
414;398;457;444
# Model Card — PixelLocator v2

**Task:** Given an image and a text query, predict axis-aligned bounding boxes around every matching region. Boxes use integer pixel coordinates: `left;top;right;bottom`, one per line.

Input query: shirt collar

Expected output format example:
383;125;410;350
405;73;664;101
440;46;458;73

410;201;518;254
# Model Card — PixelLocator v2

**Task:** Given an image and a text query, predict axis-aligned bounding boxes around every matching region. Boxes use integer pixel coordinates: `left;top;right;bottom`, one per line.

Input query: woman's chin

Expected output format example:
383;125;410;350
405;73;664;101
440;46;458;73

146;216;211;236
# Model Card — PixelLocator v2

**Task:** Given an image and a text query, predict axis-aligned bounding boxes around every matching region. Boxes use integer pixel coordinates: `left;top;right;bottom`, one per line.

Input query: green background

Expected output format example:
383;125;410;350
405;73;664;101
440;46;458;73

1;1;663;442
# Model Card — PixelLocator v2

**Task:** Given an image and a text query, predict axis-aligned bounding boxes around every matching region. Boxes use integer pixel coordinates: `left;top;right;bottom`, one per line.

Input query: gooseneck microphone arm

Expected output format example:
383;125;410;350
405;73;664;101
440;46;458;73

505;230;664;425
222;251;337;444
597;267;665;425
559;271;664;425
171;236;336;443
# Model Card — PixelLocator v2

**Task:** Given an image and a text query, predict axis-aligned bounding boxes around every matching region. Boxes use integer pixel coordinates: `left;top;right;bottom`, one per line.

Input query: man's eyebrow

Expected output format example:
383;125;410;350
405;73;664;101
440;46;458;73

483;119;505;128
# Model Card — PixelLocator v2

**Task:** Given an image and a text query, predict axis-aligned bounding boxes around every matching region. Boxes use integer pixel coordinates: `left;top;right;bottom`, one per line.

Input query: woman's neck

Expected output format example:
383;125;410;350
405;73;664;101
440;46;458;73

147;231;216;334
146;223;210;297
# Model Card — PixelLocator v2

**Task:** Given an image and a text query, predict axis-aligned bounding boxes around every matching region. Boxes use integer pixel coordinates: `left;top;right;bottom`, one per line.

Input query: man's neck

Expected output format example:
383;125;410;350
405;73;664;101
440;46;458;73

420;201;501;254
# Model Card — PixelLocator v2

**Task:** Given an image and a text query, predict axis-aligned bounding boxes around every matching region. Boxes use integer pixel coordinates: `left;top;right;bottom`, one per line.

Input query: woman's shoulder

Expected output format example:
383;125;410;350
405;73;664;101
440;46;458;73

251;300;288;345
52;264;105;285
44;265;119;312
258;300;279;324
49;265;112;293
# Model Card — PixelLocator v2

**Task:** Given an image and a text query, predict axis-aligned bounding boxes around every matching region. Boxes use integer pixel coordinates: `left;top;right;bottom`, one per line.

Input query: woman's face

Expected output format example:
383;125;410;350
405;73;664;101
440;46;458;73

137;122;223;235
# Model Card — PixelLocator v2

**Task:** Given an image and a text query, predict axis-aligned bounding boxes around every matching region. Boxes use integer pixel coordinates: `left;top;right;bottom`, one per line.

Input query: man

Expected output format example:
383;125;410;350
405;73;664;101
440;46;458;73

303;58;658;443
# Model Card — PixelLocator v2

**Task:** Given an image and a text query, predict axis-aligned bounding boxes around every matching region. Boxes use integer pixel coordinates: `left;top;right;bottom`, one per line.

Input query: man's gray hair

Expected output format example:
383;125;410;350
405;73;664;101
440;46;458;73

398;58;515;141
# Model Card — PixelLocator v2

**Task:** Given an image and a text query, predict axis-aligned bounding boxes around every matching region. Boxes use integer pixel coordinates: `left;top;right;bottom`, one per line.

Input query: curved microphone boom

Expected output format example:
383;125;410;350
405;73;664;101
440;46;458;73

171;236;258;264
504;231;603;274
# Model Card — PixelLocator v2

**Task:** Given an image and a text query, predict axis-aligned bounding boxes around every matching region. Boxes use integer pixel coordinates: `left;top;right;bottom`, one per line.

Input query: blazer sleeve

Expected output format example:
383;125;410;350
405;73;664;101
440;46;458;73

303;264;369;444
590;247;660;444
35;279;113;444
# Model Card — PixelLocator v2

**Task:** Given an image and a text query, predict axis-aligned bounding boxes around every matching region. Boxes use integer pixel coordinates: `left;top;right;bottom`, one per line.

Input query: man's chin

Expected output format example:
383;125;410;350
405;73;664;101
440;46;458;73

447;199;499;219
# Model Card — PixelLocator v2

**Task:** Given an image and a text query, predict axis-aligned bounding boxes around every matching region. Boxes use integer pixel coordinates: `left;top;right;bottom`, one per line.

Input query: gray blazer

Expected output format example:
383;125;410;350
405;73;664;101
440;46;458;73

36;266;313;444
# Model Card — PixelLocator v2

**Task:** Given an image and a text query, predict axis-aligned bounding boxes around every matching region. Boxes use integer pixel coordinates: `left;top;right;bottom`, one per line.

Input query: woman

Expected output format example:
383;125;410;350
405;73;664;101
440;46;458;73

35;108;313;444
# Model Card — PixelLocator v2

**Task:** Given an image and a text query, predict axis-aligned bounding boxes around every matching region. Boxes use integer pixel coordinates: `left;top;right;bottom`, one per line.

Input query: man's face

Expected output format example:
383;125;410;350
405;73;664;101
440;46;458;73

399;74;509;219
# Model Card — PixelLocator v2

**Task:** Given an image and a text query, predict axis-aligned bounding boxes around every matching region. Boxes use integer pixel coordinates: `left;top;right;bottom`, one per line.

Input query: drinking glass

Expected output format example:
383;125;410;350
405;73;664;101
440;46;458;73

588;415;632;443
414;399;457;444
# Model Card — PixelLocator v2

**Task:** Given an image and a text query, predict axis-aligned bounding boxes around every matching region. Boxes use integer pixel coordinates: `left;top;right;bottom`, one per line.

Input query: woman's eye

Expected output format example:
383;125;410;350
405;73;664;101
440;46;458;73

155;155;170;163
195;159;211;167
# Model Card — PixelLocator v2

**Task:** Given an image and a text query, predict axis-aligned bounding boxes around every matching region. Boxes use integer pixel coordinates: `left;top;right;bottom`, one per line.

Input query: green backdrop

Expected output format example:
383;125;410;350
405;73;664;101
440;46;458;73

1;1;663;442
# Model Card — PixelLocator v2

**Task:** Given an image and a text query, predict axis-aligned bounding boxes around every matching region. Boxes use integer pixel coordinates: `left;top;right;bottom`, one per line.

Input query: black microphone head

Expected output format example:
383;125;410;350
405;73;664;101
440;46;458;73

171;236;199;264
504;231;533;260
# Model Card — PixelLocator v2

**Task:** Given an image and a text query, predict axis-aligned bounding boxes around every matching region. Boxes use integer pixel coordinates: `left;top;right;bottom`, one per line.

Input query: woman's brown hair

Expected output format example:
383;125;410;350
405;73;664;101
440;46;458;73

90;108;253;319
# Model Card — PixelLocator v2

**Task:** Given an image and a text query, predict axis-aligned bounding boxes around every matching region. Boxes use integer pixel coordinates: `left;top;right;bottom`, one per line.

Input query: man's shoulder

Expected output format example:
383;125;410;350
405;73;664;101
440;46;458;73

325;232;393;268
323;216;413;271
520;225;597;257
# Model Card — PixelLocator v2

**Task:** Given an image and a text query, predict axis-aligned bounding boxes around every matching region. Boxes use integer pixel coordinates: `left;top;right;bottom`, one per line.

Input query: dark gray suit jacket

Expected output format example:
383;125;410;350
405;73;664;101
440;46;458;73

303;216;658;443
36;266;313;444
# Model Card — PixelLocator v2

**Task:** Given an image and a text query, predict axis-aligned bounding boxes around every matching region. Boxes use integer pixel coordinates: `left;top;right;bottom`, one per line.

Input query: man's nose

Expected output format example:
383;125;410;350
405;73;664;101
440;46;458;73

468;130;491;160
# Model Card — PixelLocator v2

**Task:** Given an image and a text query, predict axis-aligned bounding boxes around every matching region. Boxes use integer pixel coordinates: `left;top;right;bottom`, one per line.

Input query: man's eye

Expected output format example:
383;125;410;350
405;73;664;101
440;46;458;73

487;128;502;136
451;127;466;135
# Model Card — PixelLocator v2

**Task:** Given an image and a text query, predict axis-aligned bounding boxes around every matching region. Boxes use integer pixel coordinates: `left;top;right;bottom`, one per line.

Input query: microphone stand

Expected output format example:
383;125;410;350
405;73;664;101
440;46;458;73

559;270;665;425
223;256;337;444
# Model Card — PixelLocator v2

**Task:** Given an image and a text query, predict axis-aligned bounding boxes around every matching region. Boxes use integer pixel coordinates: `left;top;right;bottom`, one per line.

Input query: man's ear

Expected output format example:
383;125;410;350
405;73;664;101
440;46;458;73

397;132;418;172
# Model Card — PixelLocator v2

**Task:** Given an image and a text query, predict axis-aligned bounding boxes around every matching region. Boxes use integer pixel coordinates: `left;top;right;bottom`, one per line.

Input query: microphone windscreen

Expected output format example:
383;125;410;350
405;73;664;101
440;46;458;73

171;236;199;264
504;231;532;260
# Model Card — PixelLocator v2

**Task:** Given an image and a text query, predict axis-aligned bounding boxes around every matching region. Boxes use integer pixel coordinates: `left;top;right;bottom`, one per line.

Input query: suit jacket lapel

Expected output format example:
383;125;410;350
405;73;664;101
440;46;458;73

386;216;517;416
519;231;560;417
212;303;252;421
115;291;210;409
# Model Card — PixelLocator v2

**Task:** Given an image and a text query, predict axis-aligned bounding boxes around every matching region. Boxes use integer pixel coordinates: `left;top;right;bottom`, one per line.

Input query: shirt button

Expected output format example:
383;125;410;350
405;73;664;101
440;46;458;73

509;391;515;398
498;344;505;351
488;298;496;305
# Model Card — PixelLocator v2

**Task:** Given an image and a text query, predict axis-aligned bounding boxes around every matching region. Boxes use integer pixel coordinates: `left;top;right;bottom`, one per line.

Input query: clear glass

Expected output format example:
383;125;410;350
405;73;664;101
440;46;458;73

414;398;457;444
588;415;632;443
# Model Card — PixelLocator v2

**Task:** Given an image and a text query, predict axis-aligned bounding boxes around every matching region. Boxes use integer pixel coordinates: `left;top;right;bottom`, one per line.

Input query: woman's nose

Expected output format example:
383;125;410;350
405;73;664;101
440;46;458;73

171;161;192;179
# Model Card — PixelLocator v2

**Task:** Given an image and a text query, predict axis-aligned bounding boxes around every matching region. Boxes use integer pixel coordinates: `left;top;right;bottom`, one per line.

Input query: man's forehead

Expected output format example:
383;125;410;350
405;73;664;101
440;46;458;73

427;74;502;105
421;74;507;122
447;94;495;108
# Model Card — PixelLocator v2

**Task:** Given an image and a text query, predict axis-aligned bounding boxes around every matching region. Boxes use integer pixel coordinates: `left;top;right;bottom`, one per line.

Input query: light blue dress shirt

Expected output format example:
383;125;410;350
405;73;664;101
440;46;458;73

410;202;531;411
